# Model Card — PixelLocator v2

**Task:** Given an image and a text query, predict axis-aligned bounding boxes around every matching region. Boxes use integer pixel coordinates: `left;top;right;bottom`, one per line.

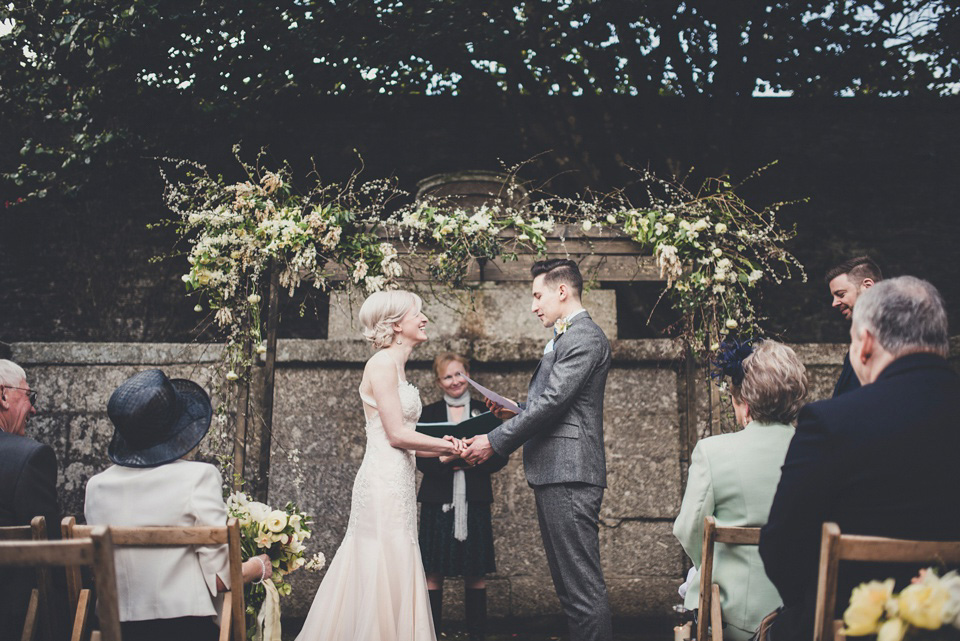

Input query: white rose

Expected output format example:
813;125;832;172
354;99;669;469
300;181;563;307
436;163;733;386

712;248;723;258
725;318;738;329
247;294;261;304
606;214;617;224
266;510;288;533
663;213;676;223
581;220;593;232
715;222;728;234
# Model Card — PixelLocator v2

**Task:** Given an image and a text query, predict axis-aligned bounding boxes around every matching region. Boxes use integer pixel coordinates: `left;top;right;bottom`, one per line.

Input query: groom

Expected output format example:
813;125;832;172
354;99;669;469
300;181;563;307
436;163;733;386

462;258;613;641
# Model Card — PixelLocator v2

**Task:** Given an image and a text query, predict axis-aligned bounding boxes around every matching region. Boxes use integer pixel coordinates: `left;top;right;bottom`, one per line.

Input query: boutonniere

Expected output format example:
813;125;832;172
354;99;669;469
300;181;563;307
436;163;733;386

471;408;482;417
554;318;571;335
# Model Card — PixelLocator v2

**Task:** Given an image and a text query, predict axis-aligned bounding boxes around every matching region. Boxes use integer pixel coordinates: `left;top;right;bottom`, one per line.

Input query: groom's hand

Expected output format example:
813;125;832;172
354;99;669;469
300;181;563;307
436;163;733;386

484;397;518;420
462;434;494;465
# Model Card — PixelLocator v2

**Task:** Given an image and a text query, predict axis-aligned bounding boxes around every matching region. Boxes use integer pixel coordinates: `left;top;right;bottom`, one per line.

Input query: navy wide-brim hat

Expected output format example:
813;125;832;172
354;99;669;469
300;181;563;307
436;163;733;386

106;369;213;468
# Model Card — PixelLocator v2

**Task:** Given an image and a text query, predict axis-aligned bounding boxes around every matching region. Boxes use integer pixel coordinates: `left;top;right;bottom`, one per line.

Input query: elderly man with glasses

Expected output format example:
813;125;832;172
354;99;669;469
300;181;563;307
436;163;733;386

0;358;61;638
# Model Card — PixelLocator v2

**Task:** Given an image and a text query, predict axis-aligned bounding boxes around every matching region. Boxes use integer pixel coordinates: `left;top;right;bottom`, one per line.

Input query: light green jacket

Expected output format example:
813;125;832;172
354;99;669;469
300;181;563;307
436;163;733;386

673;422;795;634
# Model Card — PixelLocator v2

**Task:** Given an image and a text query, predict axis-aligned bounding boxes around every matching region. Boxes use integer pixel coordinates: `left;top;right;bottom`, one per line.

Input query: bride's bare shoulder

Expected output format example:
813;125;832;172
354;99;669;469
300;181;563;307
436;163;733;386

363;350;398;383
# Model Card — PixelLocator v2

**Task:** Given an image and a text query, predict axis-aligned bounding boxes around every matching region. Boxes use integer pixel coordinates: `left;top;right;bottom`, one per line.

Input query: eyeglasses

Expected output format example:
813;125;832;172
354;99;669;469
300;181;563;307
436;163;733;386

440;373;465;384
4;387;37;406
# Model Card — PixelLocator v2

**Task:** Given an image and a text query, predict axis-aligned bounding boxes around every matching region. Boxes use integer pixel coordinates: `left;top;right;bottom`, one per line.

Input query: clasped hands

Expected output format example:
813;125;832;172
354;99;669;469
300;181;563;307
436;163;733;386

440;434;494;468
437;396;517;468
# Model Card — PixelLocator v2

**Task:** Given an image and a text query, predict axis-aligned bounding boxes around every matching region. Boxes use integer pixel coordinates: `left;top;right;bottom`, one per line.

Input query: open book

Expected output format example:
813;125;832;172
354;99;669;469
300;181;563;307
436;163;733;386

415;411;502;440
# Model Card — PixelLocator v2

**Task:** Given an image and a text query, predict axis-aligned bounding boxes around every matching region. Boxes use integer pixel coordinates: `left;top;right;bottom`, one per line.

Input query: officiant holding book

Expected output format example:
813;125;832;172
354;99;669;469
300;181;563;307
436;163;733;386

417;352;508;640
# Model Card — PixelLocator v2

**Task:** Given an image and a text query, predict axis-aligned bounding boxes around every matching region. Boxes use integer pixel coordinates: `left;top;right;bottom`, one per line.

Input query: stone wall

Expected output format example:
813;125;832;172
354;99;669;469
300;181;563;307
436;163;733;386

9;335;870;622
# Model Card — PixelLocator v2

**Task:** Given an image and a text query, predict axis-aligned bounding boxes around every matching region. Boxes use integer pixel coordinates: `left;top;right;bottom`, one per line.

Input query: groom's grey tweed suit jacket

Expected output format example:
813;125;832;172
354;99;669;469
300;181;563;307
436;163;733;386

487;312;610;488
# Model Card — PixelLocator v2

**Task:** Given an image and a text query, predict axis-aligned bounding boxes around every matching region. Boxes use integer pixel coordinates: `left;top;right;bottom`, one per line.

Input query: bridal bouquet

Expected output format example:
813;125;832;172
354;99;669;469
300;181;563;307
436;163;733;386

843;569;960;640
225;491;324;640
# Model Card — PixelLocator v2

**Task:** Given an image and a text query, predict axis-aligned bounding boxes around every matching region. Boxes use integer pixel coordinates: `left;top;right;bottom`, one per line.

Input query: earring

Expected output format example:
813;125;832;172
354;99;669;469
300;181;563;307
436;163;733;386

396;337;403;345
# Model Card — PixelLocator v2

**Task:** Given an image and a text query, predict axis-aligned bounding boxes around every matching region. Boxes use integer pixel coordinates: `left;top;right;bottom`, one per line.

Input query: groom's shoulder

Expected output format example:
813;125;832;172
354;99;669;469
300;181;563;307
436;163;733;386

569;315;610;348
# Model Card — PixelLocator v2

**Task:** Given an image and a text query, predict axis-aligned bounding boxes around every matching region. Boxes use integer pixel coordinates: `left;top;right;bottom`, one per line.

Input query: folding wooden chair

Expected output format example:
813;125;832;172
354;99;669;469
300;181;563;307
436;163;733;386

0;525;121;641
0;516;55;641
63;517;246;641
813;522;960;641
696;515;762;641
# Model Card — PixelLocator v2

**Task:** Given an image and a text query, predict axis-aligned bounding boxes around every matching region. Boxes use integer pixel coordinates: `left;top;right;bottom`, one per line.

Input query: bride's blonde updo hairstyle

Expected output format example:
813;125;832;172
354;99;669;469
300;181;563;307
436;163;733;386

359;290;423;349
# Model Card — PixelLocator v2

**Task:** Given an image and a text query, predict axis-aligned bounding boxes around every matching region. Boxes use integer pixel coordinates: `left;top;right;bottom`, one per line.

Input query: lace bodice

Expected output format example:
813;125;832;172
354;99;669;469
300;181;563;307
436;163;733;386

359;380;423;432
347;379;423;543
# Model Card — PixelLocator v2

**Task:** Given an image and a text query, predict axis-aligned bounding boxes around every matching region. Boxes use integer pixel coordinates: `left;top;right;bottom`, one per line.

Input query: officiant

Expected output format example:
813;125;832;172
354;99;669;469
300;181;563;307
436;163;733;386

417;352;508;641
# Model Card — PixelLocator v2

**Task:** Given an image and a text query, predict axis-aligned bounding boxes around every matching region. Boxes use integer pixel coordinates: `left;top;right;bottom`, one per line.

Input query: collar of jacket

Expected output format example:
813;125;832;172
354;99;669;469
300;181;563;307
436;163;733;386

874;351;953;382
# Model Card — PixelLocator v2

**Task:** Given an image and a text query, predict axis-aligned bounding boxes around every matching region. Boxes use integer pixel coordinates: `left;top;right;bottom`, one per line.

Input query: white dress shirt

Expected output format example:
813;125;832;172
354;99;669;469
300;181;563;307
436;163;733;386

84;460;231;622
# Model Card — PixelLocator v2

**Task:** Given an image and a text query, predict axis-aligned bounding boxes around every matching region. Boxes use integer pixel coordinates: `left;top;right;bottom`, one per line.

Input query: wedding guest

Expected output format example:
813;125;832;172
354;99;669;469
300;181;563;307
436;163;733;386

85;369;272;641
674;340;807;641
0;359;60;639
416;352;508;640
760;276;960;641
824;255;883;396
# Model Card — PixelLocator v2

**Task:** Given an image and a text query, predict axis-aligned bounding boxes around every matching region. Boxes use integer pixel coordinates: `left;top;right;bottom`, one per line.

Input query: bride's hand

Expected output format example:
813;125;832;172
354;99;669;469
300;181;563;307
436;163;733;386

443;435;465;455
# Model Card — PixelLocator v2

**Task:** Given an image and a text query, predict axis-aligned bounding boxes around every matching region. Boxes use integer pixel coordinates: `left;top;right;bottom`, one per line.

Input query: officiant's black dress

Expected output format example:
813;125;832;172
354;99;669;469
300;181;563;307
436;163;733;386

416;399;508;577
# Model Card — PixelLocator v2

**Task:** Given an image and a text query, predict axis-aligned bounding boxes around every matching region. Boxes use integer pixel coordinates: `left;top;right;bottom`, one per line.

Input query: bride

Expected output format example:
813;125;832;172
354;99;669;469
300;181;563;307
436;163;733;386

296;290;465;641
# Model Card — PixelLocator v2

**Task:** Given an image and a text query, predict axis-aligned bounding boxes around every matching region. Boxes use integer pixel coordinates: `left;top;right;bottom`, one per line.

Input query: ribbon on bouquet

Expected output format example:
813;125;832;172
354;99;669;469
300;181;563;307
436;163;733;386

254;578;282;641
442;470;469;541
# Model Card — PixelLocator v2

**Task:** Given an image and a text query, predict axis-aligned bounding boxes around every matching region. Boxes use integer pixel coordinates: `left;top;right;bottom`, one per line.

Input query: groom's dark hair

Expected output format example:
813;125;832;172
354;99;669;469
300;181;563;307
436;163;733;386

531;259;583;298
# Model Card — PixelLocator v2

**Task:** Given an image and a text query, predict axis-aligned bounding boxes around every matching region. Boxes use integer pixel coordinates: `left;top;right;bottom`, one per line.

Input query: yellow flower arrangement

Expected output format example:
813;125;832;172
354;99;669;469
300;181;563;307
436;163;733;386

844;569;960;639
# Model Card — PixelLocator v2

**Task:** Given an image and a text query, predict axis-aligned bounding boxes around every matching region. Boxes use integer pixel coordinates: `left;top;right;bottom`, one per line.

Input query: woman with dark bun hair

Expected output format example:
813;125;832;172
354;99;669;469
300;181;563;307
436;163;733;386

417;352;508;641
674;339;808;640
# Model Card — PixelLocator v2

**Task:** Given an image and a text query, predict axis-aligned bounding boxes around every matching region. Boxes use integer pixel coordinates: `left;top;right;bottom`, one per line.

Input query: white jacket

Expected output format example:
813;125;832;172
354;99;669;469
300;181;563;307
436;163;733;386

84;460;230;622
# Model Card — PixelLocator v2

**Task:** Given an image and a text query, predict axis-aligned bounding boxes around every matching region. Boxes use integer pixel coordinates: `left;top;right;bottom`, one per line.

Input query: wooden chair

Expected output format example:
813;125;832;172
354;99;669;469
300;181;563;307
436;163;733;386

813;522;960;641
0;516;56;641
63;517;246;641
0;525;121;641
696;516;762;641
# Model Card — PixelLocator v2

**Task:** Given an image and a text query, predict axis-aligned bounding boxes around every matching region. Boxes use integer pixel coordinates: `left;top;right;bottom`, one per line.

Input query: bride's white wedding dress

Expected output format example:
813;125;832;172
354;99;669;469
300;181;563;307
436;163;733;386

295;374;436;641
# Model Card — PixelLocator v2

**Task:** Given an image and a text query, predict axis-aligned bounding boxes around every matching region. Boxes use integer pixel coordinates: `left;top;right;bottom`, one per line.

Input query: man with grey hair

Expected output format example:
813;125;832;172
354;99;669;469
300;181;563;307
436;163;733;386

0;359;61;638
759;277;960;641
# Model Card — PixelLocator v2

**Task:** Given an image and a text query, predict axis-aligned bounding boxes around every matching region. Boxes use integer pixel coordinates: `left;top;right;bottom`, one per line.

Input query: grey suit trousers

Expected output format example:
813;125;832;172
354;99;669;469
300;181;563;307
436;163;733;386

534;483;612;641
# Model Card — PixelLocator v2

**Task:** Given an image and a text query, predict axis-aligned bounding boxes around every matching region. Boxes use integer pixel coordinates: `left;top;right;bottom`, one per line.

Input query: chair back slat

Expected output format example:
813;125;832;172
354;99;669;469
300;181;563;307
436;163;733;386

0;540;95;565
836;536;960;564
714;527;762;545
0;524;32;540
697;516;762;641
814;522;960;641
73;525;229;546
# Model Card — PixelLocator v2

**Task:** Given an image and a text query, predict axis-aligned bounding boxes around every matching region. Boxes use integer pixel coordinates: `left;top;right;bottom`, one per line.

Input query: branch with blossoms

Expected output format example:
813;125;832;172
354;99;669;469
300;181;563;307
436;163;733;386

160;146;407;383
389;163;805;353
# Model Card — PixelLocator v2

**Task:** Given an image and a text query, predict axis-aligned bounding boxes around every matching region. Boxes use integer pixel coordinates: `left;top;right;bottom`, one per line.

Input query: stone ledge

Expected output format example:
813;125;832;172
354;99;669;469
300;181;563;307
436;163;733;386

11;342;224;365
11;338;956;367
10;338;684;366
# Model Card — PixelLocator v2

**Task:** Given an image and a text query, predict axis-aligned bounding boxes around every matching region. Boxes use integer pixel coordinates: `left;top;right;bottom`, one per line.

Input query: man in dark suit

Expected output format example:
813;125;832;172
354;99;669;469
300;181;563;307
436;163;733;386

462;259;613;641
0;359;60;638
760;276;960;641
824;256;883;397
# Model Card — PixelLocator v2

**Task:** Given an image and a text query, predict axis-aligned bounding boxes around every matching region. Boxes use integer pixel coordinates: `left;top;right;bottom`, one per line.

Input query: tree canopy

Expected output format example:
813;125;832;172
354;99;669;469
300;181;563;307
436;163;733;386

2;0;958;201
